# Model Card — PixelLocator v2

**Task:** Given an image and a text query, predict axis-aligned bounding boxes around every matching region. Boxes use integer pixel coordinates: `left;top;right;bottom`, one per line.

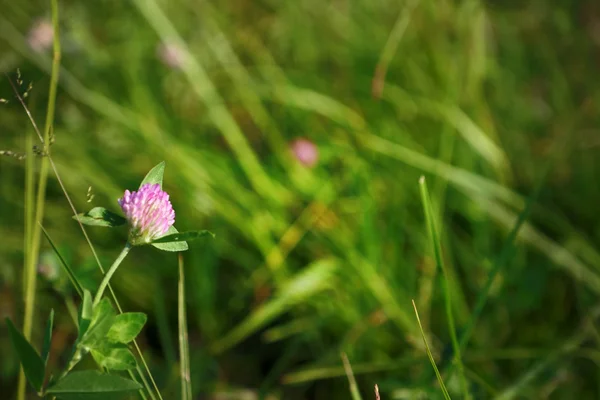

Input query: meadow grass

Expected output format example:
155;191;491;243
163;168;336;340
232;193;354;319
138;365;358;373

1;0;600;398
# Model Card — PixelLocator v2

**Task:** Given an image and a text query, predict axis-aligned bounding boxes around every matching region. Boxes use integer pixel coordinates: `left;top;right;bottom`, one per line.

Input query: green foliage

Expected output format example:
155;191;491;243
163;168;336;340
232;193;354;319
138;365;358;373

2;0;600;397
41;226;84;297
41;309;54;366
107;313;147;344
79;298;116;350
47;370;142;399
151;230;214;244
151;226;189;252
72;207;127;228
78;290;94;342
90;343;137;371
139;161;166;188
5;318;46;392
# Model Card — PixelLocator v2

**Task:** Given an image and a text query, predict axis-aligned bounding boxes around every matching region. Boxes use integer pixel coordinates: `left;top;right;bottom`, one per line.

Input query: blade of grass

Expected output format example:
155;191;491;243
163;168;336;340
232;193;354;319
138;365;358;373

132;0;288;203
178;254;192;400
282;357;420;384
17;1;60;397
372;0;420;98
495;304;600;400
39;224;83;298
211;258;338;353
456;168;547;352
19;80;35;400
419;176;468;398
341;353;363;400
412;300;451;400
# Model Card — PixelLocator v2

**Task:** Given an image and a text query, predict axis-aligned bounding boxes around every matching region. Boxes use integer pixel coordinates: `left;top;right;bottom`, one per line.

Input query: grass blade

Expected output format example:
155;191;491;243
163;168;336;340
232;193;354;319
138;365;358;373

341;353;363;400
17;1;61;397
419;176;468;398
178;254;192;400
40;224;84;298
412;300;451;400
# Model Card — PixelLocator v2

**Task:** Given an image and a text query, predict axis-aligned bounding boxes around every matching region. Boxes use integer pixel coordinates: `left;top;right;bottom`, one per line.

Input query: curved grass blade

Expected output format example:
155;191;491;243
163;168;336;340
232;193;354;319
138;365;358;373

42;309;54;366
341;353;363;400
419;176;468;398
412;300;451;400
40;224;84;298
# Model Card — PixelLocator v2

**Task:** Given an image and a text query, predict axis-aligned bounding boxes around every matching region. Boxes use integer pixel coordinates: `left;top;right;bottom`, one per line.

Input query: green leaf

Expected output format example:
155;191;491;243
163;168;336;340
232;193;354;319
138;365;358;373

151;230;214;244
72;207;127;228
107;313;147;344
151;226;189;252
90;343;137;371
82;290;93;321
47;370;142;400
41;225;84;298
139;161;165;188
80;298;116;350
42;309;55;366
211;258;338;353
78;290;94;341
5;318;45;392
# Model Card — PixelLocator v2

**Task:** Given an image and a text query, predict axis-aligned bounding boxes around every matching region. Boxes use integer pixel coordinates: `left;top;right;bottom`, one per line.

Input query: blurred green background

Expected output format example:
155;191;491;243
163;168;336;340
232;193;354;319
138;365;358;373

1;0;600;398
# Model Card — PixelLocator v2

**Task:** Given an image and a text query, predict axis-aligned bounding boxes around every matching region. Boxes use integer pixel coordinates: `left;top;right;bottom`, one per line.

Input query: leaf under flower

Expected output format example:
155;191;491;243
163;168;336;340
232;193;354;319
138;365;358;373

73;207;127;228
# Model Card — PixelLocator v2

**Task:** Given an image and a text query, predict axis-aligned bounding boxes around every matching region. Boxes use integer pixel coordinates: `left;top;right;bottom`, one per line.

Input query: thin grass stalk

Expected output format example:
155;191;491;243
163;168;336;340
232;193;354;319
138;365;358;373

17;1;60;398
412;300;451;400
133;366;152;400
419;176;468;398
341;353;363;400
178;254;192;400
372;0;420;98
17;99;36;400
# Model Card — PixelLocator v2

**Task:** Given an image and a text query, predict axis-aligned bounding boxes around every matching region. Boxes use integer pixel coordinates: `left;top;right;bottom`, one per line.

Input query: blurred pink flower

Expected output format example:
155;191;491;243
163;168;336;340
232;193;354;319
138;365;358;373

118;183;175;244
291;138;319;167
27;19;54;53
156;41;186;69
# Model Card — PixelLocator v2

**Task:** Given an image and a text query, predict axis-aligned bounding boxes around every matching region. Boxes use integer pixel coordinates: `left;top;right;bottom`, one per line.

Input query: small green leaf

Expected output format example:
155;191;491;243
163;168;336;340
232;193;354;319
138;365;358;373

139;161;165;188
42;309;55;366
47;370;142;400
151;230;214;244
72;207;127;228
80;299;116;350
107;313;147;344
82;290;93;321
78;290;94;341
151;226;189;252
90;343;137;371
5;318;45;392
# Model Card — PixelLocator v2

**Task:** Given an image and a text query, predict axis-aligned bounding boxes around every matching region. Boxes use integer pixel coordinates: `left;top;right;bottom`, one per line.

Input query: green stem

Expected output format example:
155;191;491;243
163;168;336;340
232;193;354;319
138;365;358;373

93;243;132;306
18;1;61;397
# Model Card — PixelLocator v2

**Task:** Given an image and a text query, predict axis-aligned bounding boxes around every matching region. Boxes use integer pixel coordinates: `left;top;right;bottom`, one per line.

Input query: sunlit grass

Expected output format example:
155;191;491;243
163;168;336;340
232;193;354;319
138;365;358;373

1;0;600;398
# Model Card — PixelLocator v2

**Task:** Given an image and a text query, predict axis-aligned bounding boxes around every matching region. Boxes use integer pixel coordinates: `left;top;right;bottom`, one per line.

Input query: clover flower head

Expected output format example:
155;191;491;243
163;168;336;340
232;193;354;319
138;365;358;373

28;19;54;53
291;138;319;168
118;183;175;244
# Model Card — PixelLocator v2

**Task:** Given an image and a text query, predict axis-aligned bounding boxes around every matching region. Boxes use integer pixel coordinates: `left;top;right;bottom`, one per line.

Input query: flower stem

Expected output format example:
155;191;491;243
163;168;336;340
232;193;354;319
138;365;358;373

93;243;132;307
